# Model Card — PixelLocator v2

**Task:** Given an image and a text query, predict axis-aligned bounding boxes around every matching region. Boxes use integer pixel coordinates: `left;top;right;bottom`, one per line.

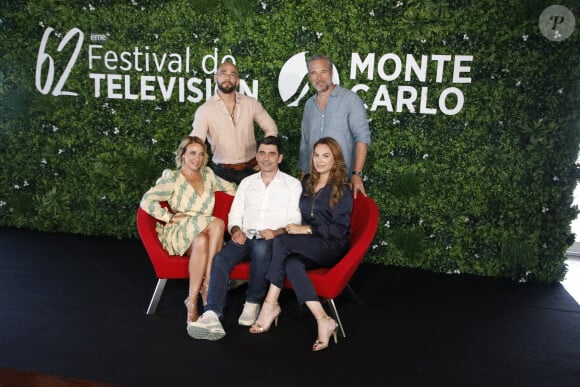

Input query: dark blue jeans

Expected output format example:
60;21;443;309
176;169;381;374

205;237;273;318
214;164;255;185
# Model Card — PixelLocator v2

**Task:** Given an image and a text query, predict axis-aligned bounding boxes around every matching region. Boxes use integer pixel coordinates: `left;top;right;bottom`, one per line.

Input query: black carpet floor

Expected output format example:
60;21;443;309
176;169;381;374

0;227;579;387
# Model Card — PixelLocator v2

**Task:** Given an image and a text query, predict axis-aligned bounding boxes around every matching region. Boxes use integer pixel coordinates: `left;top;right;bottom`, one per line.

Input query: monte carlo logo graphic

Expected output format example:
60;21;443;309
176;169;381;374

277;51;339;107
277;51;473;115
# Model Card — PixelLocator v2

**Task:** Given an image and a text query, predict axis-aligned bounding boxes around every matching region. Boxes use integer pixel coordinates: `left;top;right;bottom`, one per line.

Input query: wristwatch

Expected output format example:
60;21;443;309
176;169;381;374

352;170;363;177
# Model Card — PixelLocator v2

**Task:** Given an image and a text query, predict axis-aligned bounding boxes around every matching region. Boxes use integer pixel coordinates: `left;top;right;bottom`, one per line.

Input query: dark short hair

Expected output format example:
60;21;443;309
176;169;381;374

257;136;282;154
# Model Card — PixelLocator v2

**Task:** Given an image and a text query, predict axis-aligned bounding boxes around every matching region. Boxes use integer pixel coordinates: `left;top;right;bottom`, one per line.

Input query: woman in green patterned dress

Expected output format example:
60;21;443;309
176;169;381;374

140;136;237;323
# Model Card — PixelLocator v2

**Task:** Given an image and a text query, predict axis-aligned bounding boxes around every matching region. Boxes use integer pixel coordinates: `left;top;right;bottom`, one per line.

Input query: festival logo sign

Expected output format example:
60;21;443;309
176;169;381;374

35;27;259;103
278;51;473;116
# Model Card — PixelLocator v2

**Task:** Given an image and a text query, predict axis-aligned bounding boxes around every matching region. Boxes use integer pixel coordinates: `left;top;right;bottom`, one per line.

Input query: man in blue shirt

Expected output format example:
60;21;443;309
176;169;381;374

299;54;371;198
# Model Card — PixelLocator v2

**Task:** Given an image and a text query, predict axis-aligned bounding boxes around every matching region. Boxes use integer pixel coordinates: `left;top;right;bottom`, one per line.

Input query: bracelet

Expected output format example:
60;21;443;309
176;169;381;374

352;170;363;177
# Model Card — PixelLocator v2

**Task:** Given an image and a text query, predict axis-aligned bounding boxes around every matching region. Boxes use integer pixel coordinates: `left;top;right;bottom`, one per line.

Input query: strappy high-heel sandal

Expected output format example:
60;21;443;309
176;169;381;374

312;315;338;351
184;296;199;323
200;277;210;306
249;300;281;334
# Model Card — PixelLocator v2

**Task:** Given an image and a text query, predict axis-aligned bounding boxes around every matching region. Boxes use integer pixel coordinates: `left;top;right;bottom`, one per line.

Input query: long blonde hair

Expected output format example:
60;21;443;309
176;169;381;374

175;136;208;169
306;137;348;208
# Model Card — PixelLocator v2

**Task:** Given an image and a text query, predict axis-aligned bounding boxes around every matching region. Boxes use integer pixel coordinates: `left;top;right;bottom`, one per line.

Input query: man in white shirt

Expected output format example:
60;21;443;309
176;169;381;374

187;136;302;340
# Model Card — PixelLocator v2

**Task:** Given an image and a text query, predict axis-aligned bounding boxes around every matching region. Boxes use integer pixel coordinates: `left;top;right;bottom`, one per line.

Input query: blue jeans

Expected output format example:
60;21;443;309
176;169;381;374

214;164;255;185
205;237;273;318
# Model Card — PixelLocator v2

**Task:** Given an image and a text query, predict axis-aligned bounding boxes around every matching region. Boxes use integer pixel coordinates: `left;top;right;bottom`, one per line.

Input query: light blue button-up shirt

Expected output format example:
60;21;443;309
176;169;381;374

299;85;371;174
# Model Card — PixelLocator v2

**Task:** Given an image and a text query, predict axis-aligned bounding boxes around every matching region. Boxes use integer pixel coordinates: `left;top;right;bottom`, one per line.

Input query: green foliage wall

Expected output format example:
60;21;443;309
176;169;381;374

1;0;579;283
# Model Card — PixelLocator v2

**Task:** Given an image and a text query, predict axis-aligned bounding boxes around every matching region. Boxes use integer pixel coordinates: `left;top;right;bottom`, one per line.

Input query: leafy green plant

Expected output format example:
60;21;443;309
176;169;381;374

0;0;578;283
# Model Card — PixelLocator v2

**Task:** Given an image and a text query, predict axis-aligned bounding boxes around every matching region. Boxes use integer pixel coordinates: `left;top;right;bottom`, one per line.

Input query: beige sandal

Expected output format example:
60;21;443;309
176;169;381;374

184;296;199;323
249;300;281;334
312;315;338;351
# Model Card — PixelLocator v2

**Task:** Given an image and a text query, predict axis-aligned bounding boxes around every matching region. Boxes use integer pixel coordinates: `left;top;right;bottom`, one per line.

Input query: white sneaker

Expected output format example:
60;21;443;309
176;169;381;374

238;302;261;326
187;311;225;340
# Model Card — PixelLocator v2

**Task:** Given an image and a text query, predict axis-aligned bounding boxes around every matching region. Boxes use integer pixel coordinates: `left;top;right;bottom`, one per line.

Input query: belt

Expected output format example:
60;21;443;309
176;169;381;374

217;158;257;171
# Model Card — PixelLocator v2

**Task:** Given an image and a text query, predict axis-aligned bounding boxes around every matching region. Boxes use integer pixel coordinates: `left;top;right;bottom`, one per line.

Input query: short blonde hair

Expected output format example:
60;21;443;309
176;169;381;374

175;136;208;169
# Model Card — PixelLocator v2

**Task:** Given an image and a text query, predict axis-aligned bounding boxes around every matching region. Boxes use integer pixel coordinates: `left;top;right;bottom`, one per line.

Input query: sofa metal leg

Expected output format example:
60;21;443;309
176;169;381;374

326;298;346;338
344;283;363;304
146;278;167;315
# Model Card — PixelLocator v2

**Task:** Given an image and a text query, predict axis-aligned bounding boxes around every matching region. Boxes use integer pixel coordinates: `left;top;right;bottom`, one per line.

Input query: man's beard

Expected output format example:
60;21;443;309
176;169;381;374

217;82;236;94
316;82;331;93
